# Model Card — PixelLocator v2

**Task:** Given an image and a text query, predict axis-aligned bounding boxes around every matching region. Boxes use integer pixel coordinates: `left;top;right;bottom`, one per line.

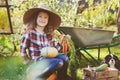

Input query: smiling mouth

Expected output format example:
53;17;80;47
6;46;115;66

40;21;46;23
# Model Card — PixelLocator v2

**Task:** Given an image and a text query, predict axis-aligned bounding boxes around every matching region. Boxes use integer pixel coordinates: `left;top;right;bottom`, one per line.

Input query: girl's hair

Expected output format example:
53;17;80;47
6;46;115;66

25;10;54;39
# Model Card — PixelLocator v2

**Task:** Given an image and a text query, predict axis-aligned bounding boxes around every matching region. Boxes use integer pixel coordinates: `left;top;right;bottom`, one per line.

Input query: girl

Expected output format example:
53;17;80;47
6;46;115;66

20;4;71;80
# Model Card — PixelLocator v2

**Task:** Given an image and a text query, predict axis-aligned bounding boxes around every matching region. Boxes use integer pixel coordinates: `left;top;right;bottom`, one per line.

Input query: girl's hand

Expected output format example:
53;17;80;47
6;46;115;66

22;55;30;65
65;34;71;40
59;34;71;44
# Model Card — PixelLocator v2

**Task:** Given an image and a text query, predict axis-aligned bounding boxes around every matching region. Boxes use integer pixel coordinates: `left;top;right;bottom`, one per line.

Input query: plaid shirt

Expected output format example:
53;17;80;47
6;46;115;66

20;29;61;60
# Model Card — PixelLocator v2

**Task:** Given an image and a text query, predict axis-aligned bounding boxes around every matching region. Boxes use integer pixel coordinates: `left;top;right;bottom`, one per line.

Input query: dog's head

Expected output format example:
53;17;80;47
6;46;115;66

105;54;119;63
104;54;120;71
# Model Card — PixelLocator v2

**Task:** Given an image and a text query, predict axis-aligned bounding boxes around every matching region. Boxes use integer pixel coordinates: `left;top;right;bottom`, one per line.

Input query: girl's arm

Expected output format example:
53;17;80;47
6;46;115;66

20;31;31;64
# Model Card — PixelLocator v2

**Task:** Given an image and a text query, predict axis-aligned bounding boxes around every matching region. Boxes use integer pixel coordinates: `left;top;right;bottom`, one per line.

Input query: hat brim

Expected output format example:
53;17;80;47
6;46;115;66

23;8;61;30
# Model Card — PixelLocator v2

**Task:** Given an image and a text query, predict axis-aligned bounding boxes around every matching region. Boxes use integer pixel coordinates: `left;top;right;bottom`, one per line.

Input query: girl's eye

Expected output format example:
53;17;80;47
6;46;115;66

44;17;48;19
39;16;42;18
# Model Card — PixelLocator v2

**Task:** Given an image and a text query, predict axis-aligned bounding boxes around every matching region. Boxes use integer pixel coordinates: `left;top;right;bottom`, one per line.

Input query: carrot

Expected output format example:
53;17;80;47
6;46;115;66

104;67;109;72
66;39;70;50
58;34;71;56
62;42;65;55
63;41;67;55
62;35;69;55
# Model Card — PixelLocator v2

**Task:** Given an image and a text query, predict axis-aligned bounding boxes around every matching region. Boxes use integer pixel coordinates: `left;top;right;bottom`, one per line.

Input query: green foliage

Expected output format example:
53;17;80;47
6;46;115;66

0;35;14;56
47;0;78;26
0;57;26;80
75;0;119;28
0;8;9;29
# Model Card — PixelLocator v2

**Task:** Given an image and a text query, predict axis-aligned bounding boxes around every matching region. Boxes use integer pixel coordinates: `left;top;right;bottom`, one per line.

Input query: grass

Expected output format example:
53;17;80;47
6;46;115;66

0;56;27;80
0;46;120;80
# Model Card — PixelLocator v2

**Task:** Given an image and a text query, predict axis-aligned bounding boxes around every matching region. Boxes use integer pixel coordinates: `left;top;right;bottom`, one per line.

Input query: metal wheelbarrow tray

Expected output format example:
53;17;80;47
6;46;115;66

59;26;115;47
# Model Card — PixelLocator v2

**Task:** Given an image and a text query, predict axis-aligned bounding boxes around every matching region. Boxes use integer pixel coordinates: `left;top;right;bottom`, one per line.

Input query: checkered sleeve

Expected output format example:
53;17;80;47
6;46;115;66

51;37;62;51
20;31;30;57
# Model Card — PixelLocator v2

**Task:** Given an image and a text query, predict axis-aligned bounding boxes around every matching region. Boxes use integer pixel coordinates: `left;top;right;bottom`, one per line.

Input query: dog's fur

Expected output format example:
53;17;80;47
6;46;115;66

101;54;120;71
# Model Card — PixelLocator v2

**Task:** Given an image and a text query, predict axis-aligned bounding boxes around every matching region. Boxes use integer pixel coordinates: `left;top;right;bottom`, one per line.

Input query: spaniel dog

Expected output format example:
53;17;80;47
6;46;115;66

101;54;120;71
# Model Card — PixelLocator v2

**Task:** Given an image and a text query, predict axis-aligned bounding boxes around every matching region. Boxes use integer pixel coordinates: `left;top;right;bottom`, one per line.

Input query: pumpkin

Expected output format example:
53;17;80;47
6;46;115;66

41;47;58;58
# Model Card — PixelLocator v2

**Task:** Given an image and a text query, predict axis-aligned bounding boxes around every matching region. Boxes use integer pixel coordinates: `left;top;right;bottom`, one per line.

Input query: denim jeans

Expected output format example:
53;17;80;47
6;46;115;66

27;53;69;80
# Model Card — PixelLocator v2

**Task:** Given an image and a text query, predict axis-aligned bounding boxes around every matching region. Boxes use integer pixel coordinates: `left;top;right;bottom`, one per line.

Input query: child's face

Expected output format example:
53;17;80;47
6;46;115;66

37;11;49;27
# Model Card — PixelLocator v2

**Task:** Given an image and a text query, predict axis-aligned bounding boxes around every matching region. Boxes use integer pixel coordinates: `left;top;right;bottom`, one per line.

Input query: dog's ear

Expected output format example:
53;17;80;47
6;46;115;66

105;55;111;62
113;55;120;61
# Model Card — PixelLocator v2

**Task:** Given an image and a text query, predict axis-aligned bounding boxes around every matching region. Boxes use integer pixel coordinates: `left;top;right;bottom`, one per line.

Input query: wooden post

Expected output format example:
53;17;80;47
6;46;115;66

117;7;120;34
0;0;13;34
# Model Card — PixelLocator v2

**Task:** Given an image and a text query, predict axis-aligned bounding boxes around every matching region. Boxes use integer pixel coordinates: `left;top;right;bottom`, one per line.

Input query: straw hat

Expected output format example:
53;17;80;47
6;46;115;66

23;4;61;30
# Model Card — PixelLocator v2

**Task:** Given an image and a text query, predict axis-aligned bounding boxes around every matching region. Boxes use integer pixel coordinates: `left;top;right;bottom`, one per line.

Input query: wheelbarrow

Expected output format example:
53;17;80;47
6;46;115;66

58;26;116;64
